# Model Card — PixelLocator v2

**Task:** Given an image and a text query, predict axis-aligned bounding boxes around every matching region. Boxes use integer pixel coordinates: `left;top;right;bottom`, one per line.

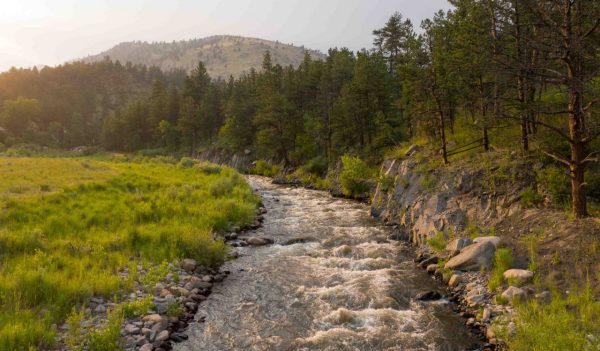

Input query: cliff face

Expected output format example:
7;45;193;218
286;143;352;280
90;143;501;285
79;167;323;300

371;148;531;245
198;149;253;171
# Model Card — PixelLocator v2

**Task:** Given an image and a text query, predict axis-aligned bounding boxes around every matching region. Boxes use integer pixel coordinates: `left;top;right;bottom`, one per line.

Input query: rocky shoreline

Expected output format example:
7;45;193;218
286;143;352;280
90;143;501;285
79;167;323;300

120;205;269;351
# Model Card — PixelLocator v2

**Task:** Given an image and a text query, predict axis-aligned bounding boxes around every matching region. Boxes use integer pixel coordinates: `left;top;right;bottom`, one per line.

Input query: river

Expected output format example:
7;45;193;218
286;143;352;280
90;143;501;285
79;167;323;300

175;176;479;351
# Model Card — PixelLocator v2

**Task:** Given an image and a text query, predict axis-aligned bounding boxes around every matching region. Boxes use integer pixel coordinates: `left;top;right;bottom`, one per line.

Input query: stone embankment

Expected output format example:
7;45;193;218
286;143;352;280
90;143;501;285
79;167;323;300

371;146;550;349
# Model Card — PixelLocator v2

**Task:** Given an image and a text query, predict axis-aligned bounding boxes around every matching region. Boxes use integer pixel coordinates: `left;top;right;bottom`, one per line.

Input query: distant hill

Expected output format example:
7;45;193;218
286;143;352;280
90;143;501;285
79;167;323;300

81;35;326;79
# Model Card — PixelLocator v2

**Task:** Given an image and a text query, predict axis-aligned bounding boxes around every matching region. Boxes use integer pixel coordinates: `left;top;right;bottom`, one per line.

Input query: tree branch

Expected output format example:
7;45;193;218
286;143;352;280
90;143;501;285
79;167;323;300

541;149;572;167
497;113;573;143
583;18;600;39
582;151;600;165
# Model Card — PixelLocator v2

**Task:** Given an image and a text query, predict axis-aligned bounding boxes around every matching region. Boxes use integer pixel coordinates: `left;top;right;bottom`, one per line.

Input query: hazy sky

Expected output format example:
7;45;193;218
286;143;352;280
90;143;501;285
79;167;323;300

0;0;451;72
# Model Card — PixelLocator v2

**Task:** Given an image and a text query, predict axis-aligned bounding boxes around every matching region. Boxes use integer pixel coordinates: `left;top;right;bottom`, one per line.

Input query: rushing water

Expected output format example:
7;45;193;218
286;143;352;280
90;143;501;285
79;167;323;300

175;176;479;351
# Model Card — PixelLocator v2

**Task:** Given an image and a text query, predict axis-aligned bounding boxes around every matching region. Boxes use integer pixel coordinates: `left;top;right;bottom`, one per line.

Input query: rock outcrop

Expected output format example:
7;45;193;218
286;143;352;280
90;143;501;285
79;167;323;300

371;153;527;245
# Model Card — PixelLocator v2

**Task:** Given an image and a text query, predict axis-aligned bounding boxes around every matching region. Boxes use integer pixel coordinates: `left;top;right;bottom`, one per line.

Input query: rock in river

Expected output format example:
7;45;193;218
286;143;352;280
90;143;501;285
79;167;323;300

245;236;274;246
415;291;442;301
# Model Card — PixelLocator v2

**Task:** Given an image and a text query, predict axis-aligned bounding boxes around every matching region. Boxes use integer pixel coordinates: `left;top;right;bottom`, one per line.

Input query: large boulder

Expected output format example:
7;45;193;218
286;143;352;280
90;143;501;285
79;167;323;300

445;238;473;256
473;236;501;248
444;241;496;271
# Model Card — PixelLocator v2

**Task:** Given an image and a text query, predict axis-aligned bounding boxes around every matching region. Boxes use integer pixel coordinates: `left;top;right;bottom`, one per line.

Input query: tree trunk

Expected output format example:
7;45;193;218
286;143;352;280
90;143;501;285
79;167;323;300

568;89;588;218
514;0;529;152
479;77;490;151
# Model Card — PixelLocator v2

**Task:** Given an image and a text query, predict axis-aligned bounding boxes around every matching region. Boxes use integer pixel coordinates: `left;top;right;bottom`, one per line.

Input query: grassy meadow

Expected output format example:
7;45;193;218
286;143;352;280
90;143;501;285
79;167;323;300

0;156;259;350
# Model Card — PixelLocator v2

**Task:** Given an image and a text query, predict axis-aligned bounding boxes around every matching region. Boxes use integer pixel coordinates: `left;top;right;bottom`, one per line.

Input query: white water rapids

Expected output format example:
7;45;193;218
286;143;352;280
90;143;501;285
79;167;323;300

175;176;479;351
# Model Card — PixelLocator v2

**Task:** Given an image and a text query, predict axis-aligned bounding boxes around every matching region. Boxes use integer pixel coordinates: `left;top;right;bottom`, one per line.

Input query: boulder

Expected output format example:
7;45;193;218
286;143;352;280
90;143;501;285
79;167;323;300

444;241;496;271
482;307;492;322
281;236;318;245
503;269;534;284
246;237;274;246
466;294;485;307
426;264;438;274
415;291;442;301
139;343;153;351
501;286;526;301
473;236;501;248
445;238;473;256
448;274;462;287
181;258;197;272
419;255;439;268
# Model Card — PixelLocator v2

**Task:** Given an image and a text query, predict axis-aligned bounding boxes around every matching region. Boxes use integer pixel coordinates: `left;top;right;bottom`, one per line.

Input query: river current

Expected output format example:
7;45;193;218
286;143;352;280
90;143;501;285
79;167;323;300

175;176;479;351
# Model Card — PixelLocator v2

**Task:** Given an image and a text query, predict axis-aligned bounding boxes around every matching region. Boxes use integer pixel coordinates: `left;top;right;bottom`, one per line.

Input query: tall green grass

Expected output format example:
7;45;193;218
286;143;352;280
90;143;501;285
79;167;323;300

0;157;259;350
496;283;600;351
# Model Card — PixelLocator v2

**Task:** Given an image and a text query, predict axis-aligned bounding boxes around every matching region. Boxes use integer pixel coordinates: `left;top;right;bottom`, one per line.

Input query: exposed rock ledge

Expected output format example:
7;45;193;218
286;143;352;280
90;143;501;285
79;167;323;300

370;150;537;349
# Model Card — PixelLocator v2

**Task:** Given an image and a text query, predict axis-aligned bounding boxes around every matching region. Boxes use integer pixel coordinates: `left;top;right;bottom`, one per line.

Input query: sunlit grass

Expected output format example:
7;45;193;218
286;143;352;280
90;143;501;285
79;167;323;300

0;157;259;350
495;283;600;351
0;157;120;199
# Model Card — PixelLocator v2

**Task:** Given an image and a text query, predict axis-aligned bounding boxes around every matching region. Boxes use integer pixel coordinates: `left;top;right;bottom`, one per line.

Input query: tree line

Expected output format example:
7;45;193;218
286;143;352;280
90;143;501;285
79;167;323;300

1;0;599;217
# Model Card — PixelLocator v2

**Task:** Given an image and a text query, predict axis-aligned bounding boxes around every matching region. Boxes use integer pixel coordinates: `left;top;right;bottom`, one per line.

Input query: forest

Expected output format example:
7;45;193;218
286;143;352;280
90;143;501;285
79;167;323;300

1;0;599;218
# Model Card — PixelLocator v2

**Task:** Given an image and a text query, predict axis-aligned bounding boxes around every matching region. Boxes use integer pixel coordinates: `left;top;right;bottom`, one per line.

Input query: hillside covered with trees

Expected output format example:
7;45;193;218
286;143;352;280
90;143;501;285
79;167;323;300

81;35;326;79
1;0;599;218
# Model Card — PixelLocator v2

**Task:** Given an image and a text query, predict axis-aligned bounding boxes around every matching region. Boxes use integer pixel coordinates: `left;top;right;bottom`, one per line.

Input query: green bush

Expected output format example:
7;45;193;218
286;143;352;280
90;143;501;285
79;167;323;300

377;174;395;193
177;157;198;169
488;248;514;291
521;186;544;208
122;297;154;318
426;231;447;253
537;165;570;207
196;161;222;175
299;156;328;177
339;155;371;197
86;308;123;351
250;160;281;177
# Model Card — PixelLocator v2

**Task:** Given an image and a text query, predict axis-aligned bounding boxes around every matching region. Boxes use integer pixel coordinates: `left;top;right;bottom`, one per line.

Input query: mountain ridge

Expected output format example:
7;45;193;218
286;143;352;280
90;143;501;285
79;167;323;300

80;35;326;78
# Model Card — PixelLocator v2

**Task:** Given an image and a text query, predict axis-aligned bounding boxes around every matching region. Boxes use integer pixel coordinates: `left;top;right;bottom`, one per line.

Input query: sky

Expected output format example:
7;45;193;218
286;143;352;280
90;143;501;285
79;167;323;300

0;0;452;72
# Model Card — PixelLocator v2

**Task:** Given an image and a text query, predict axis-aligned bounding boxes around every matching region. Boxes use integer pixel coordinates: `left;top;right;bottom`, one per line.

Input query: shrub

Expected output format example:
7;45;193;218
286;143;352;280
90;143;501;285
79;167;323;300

250;160;281;177
537;165;570;207
177;157;198;169
521;186;544;208
377;174;395;193
426;231;447;253
166;301;182;317
339;155;371;197
86;308;123;351
122;297;154;318
196;162;221;175
300;156;328;177
488;248;514;291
